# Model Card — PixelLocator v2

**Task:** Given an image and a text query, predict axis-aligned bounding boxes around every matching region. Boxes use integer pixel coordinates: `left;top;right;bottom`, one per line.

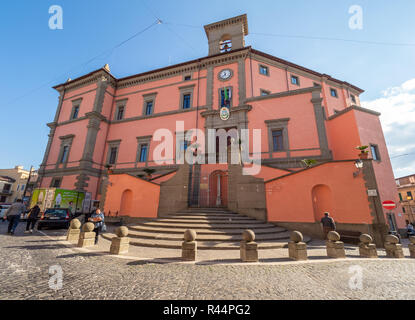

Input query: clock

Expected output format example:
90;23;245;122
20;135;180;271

218;69;232;81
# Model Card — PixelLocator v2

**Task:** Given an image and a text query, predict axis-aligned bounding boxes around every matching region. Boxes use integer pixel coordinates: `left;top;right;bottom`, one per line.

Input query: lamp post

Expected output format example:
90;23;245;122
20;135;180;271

353;159;364;177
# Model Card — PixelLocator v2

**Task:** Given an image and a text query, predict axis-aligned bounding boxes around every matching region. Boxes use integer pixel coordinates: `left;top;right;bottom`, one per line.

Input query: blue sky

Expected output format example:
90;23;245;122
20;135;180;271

1;0;414;177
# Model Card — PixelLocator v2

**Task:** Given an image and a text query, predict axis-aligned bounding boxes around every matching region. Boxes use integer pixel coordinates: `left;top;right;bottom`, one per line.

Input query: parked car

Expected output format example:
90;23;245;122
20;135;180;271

0;204;11;220
37;208;74;230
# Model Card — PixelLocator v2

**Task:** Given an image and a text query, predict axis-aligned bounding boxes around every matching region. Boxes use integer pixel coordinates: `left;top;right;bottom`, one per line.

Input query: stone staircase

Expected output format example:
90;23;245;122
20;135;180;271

101;208;310;250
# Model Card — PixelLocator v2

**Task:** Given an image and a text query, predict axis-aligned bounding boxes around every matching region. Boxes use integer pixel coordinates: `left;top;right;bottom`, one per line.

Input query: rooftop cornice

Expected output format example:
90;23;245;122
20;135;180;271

327;105;381;120
203;14;248;37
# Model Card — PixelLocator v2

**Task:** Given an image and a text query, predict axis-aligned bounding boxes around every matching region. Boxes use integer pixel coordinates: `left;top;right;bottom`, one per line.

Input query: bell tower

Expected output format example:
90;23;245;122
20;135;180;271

204;14;248;56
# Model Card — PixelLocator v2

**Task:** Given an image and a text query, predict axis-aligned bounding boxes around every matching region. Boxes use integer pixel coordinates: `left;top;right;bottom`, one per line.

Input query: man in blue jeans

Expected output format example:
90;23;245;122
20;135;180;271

3;199;26;235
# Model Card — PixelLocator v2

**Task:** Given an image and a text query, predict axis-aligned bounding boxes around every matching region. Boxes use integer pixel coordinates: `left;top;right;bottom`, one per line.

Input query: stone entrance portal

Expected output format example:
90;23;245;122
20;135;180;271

209;170;228;207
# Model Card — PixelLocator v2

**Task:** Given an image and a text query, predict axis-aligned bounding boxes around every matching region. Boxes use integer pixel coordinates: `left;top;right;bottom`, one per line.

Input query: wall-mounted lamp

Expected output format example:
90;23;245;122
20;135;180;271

353;159;364;177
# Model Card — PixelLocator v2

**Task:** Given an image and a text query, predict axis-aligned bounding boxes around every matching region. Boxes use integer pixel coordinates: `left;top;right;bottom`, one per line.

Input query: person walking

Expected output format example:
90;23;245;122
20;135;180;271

88;208;105;245
25;204;41;233
320;212;336;240
3;199;26;235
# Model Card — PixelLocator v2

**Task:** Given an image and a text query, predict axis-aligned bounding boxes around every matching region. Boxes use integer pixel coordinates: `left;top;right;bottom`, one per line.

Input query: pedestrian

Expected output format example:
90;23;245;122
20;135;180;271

24;204;41;233
3;199;26;235
320;212;336;240
88;208;105;245
406;221;415;237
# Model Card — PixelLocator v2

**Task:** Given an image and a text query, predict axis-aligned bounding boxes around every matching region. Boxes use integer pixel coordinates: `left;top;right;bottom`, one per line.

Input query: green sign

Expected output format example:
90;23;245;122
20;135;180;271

53;189;85;214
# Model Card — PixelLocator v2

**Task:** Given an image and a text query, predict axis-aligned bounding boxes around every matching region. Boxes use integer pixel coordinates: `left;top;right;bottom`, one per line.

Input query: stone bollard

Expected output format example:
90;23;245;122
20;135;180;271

384;235;404;258
358;234;378;258
288;231;307;261
326;231;346;258
240;230;258;262
408;237;415;258
77;222;96;248
66;219;81;243
110;226;130;255
182;229;197;261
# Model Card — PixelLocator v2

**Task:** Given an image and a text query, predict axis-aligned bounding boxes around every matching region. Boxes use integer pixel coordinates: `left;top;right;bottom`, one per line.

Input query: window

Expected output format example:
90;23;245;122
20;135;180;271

407;191;413;201
313;82;320;87
3;184;11;192
51;178;62;188
291;75;299;86
184;75;191;81
0;196;6;202
72;106;79;120
330;88;338;98
109;147;118;165
259;65;269;76
145;101;153;115
399;193;403;201
182;94;191;109
350;94;356;104
219;38;232;53
180;140;189;151
20;184;25;191
116;106;124;120
272;130;284;151
403;207;406;213
139;144;148;162
60;146;69;163
220;87;232;107
409;176;415;184
260;89;270;96
370;144;380;161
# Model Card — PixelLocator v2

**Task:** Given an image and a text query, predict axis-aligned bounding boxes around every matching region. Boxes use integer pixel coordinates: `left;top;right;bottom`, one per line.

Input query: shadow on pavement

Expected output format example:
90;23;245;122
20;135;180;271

5;244;68;250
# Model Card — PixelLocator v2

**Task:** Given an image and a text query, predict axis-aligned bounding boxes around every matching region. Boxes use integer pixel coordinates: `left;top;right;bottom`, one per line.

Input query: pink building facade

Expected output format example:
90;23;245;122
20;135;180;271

38;15;404;243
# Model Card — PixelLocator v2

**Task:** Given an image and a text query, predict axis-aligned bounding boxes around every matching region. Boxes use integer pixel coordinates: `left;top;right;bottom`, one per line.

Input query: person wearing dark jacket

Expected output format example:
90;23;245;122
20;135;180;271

3;199;26;235
320;212;336;239
25;204;41;233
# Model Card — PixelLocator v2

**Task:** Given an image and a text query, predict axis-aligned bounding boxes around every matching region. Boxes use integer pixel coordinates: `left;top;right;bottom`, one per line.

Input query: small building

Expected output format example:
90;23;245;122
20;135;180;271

0;166;36;203
396;174;415;223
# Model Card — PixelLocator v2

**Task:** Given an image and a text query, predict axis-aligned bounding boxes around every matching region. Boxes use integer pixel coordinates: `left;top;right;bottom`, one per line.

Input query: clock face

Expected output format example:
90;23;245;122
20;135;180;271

219;69;232;80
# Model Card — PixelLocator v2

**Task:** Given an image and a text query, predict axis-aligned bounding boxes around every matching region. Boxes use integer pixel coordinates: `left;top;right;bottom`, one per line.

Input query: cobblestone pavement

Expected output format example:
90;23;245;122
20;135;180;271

1;221;415;300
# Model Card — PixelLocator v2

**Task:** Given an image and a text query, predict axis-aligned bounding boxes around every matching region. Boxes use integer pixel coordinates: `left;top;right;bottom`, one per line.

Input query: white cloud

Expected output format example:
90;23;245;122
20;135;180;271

361;78;415;177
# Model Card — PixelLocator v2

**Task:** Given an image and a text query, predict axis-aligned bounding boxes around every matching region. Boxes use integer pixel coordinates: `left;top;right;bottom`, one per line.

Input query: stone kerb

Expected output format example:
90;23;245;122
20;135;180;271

326;231;346;259
240;229;258;262
66;218;81;243
182;229;197;261
384;235;404;258
77;222;96;248
110;226;130;255
288;231;307;261
358;234;378;258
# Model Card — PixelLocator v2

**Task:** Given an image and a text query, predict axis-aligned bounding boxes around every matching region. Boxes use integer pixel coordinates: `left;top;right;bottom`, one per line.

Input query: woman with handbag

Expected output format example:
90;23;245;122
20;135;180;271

88;208;105;245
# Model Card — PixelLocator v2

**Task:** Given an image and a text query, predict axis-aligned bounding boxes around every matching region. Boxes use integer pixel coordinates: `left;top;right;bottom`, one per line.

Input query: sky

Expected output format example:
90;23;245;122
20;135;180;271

0;0;414;177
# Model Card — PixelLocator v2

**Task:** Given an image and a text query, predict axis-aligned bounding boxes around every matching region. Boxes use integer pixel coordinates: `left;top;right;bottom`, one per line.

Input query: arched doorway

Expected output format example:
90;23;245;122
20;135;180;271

120;189;133;216
311;184;333;221
209;170;228;207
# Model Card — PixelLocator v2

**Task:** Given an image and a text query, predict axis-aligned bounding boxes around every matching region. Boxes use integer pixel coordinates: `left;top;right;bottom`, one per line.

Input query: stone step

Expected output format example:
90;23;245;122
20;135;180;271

101;233;311;250
126;229;292;242
154;218;265;225
128;224;286;235
161;214;254;221
132;221;277;230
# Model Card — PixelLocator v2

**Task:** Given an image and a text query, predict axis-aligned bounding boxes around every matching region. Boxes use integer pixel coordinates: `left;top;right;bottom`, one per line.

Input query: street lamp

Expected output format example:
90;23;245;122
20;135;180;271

353;159;364;177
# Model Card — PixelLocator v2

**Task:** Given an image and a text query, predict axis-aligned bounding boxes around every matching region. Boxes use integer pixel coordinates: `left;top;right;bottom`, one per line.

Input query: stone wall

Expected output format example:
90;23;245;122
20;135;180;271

228;164;267;221
158;162;190;217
